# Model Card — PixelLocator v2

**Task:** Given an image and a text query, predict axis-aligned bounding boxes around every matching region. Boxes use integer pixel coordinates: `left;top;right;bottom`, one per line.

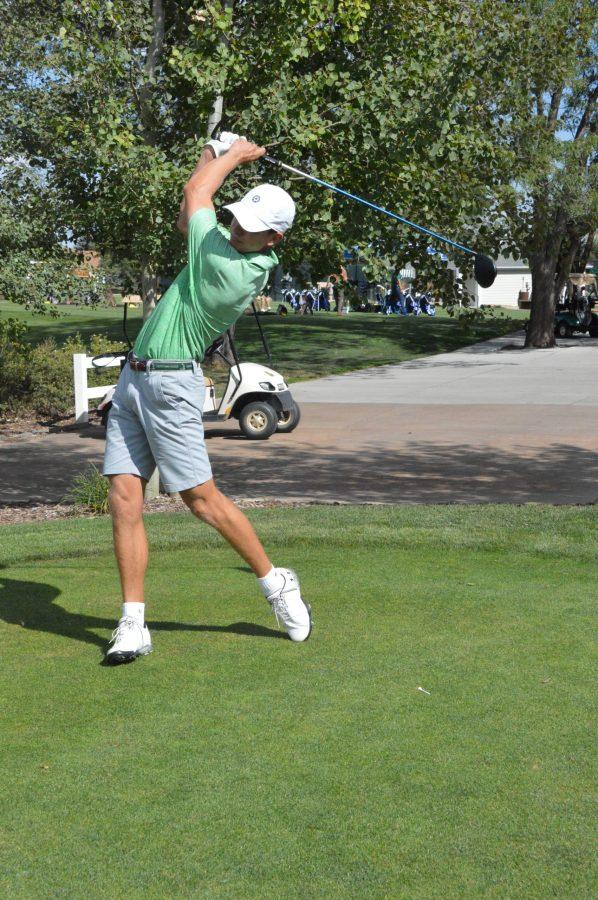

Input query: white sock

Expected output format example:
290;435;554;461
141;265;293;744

122;602;145;625
258;567;285;598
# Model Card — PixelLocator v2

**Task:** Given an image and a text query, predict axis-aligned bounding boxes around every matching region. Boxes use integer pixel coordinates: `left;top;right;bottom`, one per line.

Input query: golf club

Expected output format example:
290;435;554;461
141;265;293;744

260;153;497;289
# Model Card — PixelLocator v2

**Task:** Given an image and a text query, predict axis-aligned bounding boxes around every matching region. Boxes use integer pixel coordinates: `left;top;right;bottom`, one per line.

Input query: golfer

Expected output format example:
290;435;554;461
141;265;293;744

103;133;312;663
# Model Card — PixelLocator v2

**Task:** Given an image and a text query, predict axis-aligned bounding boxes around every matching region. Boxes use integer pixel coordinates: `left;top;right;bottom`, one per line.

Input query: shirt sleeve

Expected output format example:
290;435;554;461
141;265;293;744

187;208;218;260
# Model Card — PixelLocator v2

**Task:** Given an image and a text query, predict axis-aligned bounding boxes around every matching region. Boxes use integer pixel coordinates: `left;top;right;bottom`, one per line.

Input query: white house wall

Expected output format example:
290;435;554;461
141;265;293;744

478;271;530;308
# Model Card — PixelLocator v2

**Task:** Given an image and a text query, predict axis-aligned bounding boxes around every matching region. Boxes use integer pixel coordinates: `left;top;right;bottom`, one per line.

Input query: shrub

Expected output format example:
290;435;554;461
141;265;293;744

65;464;110;514
29;336;86;418
0;318;33;416
0;322;127;421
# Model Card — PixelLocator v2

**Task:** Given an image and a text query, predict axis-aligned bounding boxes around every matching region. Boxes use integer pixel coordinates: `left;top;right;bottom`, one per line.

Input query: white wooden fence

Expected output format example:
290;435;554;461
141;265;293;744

73;353;125;424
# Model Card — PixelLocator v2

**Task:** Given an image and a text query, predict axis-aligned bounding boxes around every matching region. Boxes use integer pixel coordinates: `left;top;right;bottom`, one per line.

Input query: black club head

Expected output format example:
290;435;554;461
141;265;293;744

474;254;497;289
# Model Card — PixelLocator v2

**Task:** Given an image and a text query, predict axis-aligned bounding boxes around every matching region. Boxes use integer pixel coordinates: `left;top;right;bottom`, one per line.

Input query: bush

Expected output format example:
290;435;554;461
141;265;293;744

29;337;85;418
0;318;33;416
28;334;125;419
0;323;127;421
65;464;110;513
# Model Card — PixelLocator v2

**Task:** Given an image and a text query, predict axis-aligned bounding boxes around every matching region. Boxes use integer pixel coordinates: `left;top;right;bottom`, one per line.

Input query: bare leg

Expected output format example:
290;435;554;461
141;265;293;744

180;478;271;577
108;474;148;602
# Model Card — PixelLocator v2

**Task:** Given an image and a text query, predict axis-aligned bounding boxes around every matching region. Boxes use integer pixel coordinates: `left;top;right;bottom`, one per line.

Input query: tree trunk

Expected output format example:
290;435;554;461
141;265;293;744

554;229;581;310
201;0;234;354
525;188;570;348
136;0;164;324
141;258;160;321
206;93;224;139
575;230;595;274
138;0;165;145
205;0;233;138
525;254;557;347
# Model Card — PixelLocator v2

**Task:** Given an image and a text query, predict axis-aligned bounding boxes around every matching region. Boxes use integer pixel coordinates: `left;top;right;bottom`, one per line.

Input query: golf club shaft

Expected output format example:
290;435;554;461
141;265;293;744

263;156;475;258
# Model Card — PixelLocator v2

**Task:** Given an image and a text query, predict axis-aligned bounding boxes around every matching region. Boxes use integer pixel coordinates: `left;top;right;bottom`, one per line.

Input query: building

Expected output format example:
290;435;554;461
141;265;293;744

464;255;531;308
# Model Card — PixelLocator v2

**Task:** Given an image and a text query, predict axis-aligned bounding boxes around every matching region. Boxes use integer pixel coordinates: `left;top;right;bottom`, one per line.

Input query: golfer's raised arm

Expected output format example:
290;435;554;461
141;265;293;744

182;139;266;220
176;146;215;233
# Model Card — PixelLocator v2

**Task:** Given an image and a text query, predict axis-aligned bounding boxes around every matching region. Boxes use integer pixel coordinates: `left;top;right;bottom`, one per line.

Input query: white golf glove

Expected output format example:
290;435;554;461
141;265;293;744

205;131;244;158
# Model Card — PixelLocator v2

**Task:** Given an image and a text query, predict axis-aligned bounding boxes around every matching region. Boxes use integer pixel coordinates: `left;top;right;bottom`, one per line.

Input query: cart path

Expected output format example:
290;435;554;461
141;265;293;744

1;332;597;505
290;332;598;406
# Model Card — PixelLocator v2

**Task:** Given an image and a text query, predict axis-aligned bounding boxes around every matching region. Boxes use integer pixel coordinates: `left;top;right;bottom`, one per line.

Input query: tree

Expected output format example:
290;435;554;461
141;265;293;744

2;0;523;320
489;0;597;347
0;158;111;311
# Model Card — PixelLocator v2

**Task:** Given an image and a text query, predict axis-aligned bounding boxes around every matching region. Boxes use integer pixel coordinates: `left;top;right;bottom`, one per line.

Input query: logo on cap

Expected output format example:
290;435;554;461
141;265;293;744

252;195;260;203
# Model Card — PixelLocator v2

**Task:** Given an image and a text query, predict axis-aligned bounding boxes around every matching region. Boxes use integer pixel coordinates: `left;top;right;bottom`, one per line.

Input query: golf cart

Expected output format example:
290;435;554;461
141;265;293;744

200;316;300;439
554;275;598;338
95;302;301;440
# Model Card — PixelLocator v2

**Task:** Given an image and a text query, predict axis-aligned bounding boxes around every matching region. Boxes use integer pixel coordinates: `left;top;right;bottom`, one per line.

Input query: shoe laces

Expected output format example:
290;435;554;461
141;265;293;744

268;593;289;627
110;616;140;644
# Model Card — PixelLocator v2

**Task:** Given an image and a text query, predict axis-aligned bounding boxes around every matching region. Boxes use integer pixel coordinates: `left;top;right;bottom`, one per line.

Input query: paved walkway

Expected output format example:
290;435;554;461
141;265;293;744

291;332;598;406
1;332;596;505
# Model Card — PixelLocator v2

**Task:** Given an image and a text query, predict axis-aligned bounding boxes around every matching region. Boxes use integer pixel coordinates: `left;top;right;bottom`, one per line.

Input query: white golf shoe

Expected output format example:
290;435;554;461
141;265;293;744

266;568;312;642
105;616;152;664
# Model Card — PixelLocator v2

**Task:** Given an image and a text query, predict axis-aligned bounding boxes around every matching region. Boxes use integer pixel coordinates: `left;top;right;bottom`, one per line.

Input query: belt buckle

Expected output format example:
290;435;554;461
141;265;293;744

129;355;146;372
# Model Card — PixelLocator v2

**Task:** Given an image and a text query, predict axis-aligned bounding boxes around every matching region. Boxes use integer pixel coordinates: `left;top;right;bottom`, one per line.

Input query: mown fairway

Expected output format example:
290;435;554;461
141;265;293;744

0;504;594;898
0;299;527;383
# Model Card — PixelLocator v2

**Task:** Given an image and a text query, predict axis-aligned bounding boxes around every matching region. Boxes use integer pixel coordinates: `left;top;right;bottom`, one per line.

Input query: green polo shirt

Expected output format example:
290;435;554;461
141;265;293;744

134;208;278;360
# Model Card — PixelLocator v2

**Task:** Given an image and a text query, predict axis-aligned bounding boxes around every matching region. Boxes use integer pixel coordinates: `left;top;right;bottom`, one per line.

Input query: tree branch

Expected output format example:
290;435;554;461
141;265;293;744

574;86;598;141
548;85;563;127
534;88;544;118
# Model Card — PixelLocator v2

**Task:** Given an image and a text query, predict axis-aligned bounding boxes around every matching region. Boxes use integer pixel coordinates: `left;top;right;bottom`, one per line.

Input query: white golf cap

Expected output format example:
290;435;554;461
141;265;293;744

224;184;296;234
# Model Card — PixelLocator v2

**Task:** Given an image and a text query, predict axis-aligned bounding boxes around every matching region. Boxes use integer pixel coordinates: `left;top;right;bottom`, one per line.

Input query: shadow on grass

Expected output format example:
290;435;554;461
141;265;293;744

0;565;285;656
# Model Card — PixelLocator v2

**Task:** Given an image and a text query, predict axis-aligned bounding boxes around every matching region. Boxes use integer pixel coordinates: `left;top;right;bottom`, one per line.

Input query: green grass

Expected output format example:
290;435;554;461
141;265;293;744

0;298;141;346
0;504;595;898
0;299;527;383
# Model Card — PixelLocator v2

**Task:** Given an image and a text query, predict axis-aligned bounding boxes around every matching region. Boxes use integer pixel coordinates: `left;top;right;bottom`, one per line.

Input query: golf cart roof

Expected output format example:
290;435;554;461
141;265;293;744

569;274;597;287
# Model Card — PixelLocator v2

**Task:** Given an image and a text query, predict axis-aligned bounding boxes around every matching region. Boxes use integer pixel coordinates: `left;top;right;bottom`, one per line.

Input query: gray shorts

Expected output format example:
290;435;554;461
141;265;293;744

103;361;212;492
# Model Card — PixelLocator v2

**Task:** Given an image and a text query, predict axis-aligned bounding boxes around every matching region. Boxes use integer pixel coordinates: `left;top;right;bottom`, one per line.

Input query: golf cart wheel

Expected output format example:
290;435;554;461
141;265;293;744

276;401;301;433
239;401;278;440
556;321;572;338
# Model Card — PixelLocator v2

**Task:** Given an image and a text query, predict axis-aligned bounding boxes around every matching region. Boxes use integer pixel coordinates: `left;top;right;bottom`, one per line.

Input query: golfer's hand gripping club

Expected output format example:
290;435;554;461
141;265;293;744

205;130;243;158
207;133;266;166
226;138;267;165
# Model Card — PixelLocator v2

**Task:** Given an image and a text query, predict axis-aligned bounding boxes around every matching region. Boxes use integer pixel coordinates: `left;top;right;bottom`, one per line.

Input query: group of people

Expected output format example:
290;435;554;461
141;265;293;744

278;282;437;317
281;286;332;314
374;284;436;316
558;283;595;313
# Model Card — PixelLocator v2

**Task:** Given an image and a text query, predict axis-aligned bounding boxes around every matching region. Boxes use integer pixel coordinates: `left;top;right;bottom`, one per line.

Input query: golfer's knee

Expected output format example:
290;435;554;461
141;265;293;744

182;482;228;526
109;477;143;522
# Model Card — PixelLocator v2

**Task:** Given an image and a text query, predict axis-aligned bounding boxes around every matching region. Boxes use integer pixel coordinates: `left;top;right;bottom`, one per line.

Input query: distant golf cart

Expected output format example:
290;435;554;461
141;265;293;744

554;275;598;338
95;301;300;441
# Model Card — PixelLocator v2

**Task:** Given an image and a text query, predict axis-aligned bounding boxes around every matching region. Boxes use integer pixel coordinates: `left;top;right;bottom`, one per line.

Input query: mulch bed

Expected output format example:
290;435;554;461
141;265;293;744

0;495;347;527
0;413;82;443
